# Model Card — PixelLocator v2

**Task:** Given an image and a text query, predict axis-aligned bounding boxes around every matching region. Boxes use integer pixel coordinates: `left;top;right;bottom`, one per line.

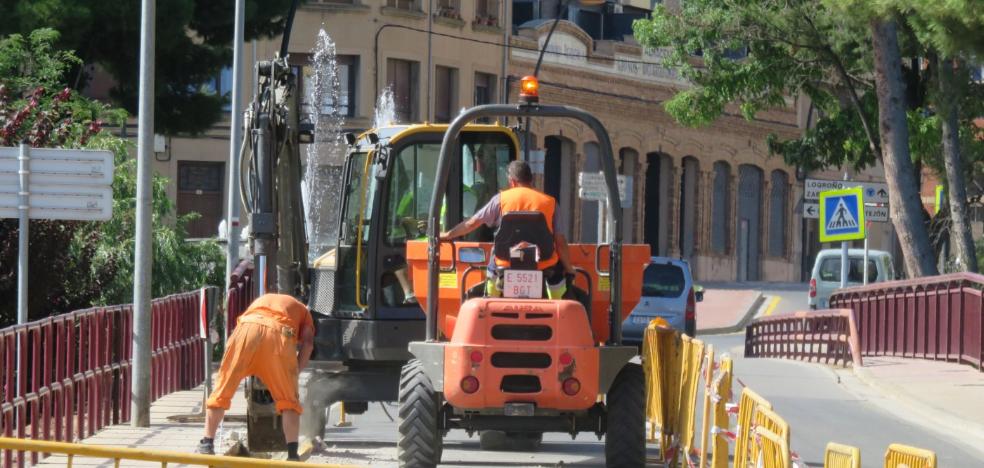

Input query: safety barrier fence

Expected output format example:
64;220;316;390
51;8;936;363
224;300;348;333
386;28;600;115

744;309;862;367
829;272;984;370
0;436;354;468
0;290;211;468
642;321;939;468
225;260;256;339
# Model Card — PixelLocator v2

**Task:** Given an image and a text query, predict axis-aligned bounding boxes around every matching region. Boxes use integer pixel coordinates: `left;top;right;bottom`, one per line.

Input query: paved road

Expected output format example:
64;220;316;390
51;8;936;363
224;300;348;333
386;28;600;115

704;335;984;468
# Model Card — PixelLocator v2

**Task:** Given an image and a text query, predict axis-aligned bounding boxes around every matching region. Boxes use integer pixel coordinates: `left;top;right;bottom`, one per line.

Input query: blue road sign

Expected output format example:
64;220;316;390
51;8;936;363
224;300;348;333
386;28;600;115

819;187;866;242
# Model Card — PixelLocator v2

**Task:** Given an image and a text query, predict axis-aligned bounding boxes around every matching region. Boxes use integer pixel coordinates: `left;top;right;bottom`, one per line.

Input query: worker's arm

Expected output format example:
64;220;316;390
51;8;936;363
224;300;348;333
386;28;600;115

440;216;482;241
297;322;315;370
554;233;575;275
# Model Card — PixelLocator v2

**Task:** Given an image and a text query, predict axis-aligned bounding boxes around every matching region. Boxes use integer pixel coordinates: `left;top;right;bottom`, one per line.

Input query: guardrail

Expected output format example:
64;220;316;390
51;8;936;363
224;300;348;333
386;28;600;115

226;259;256;339
744;309;862;367
829;272;984;370
0;436;354;468
0;290;209;468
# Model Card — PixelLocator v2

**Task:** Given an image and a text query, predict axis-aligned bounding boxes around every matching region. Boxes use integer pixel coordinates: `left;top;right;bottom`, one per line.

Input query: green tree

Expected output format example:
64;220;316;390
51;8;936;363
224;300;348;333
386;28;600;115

0;0;300;135
0;29;223;327
633;0;941;277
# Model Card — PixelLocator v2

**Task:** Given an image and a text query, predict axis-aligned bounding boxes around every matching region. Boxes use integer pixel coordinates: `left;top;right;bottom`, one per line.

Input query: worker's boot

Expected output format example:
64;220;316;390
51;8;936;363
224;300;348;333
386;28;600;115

196;438;215;455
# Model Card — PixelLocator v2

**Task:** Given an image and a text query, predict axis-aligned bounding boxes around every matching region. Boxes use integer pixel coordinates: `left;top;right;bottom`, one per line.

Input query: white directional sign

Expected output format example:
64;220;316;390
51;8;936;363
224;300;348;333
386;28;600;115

0;147;114;186
0;147;114;221
578;172;632;208
804;201;888;222
806;178;889;204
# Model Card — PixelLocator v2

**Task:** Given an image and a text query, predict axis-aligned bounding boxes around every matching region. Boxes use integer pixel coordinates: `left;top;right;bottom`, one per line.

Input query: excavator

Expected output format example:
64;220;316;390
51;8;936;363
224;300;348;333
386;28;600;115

238;51;526;450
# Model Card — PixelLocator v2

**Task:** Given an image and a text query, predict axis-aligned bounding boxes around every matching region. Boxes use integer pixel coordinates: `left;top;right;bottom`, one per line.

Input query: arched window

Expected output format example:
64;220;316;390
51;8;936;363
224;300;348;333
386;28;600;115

620;148;639;243
580;142;601;243
678;156;699;258
769;170;789;257
711;161;731;254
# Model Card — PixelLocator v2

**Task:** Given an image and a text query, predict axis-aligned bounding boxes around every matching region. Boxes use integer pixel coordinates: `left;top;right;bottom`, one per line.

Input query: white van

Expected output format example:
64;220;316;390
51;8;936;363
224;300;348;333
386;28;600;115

808;249;895;309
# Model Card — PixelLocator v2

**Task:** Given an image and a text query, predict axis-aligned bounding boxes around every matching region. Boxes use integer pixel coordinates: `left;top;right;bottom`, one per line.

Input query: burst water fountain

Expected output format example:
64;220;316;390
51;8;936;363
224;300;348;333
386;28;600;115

304;29;346;260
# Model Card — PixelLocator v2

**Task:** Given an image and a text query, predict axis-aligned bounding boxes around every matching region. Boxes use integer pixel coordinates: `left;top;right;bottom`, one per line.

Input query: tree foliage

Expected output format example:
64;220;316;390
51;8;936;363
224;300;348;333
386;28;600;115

0;0;300;135
0;29;223;327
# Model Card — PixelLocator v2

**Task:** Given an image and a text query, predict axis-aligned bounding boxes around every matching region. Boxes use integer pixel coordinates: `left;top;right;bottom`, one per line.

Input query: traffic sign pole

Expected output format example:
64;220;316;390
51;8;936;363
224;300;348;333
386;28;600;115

16;143;29;398
841;241;849;289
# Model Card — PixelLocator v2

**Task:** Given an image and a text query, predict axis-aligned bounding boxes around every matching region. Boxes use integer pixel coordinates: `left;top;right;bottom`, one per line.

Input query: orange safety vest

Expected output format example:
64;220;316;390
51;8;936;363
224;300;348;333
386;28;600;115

495;186;560;270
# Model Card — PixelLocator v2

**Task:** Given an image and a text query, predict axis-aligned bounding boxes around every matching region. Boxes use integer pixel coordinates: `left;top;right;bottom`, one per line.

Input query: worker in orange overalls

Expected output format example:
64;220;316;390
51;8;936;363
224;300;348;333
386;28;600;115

197;293;315;461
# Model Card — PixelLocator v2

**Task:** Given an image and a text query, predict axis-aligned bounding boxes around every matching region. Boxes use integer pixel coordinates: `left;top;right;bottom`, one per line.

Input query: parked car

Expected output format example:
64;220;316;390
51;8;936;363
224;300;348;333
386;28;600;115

623;256;702;346
808;248;895;309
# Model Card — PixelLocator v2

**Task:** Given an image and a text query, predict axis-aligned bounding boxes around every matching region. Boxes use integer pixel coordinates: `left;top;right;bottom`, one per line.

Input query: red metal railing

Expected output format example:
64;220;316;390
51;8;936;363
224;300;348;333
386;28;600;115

225;260;255;339
0;291;205;467
744;309;862;367
829;273;984;370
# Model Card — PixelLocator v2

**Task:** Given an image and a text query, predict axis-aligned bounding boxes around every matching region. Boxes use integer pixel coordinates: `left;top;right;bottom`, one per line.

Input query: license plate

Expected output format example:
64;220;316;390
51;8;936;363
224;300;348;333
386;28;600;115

504;402;535;417
632;316;653;325
503;270;543;299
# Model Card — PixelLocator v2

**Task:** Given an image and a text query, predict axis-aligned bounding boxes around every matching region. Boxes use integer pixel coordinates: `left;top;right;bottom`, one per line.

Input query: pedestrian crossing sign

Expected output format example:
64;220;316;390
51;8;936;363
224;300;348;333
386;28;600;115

819;187;866;242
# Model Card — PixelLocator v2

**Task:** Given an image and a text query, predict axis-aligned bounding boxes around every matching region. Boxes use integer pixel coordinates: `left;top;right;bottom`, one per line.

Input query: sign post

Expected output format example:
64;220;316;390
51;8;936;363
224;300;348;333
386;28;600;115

934;185;944;214
819;187;866;288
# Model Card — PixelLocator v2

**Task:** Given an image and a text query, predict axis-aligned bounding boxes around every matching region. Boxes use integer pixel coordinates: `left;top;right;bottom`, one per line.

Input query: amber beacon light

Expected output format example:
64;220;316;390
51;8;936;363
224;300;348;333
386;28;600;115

519;75;539;103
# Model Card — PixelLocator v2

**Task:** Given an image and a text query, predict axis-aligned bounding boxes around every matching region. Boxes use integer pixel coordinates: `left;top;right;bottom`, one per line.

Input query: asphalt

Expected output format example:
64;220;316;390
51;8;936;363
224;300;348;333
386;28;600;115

704;333;984;468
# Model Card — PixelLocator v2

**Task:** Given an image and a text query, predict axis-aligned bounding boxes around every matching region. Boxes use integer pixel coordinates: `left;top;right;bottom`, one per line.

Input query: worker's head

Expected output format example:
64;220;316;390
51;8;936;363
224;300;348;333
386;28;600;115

506;160;533;188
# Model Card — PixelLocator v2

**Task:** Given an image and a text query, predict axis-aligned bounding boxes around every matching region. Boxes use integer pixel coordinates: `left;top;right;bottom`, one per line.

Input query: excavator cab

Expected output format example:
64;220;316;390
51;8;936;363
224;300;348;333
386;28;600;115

400;77;651;467
295;124;521;442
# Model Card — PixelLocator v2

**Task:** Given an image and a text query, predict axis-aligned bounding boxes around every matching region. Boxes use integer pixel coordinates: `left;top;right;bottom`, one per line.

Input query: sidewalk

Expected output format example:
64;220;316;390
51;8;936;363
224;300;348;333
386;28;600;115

34;386;248;467
852;356;984;441
696;282;809;334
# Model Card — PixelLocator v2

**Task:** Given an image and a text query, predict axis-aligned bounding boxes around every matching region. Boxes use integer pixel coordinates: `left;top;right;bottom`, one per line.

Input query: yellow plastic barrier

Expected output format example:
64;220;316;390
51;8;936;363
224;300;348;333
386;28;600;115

825;442;861;468
678;334;705;463
754;427;790;468
643;322;682;456
709;356;733;468
734;387;772;468
0;437;358;468
751;406;789;464
697;344;716;468
884;443;936;468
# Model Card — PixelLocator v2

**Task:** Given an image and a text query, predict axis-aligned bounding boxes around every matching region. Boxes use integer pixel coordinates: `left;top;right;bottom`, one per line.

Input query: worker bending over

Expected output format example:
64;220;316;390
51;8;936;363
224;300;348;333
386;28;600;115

197;294;315;461
441;160;574;298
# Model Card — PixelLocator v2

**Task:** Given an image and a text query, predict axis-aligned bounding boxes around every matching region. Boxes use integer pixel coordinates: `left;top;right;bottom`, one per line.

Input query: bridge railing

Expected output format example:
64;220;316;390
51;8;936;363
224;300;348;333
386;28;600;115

829;272;984;370
744;309;862;367
225;259;255;339
0;290;208;467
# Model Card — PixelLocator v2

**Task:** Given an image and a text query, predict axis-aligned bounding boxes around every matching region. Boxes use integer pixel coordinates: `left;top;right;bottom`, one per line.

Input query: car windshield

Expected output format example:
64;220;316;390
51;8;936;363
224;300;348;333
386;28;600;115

818;257;877;284
642;263;686;298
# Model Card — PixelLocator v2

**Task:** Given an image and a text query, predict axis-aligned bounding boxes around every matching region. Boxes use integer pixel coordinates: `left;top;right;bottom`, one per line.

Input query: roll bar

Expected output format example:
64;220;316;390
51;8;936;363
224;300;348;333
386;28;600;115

425;104;624;345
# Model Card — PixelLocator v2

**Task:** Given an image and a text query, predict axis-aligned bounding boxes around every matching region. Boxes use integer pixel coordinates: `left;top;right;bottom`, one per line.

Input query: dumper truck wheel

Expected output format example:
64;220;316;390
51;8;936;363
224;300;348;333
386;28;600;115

605;362;646;467
397;360;443;468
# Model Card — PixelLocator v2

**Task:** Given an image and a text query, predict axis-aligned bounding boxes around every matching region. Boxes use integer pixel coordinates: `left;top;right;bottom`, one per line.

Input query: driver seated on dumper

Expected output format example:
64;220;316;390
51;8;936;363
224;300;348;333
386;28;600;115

440;160;575;299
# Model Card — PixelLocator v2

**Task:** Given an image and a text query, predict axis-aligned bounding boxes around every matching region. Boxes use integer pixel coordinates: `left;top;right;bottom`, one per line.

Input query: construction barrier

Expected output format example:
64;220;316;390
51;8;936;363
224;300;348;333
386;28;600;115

708;356;733;468
733;387;772;468
884;444;936;468
0;436;354;468
0;289;215;468
824;442;861;468
642;322;708;465
754;427;790;468
830;272;984;370
225;260;256;340
744;310;862;367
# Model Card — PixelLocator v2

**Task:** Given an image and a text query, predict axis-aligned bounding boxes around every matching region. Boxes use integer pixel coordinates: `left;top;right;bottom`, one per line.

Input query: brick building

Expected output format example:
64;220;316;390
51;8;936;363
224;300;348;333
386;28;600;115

94;0;908;282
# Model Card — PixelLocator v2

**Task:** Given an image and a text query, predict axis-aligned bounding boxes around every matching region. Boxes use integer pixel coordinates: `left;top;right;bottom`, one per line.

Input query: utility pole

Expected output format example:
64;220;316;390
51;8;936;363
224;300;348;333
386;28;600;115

225;0;246;331
16;142;29;397
131;0;156;428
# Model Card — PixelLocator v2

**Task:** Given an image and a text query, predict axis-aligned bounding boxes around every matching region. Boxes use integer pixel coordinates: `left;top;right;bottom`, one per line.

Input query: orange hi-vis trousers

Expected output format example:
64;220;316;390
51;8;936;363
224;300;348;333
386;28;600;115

206;315;303;414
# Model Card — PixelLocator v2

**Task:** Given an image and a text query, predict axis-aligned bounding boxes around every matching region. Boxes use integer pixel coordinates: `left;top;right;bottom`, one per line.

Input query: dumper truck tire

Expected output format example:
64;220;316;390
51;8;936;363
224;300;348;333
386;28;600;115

605;362;646;467
397;359;443;468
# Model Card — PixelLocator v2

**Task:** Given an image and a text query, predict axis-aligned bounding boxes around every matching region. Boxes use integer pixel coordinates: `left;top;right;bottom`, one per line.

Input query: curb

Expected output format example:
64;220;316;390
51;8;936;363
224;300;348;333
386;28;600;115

697;292;764;336
851;364;984;445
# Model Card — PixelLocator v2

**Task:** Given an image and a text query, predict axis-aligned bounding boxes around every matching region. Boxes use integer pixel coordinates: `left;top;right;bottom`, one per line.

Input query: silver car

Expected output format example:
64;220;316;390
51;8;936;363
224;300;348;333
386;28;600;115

808;248;895;309
622;257;701;345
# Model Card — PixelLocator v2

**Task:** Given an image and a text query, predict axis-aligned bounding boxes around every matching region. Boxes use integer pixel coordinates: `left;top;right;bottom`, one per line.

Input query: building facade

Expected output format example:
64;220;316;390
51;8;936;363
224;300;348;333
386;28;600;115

97;0;909;282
